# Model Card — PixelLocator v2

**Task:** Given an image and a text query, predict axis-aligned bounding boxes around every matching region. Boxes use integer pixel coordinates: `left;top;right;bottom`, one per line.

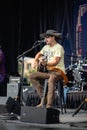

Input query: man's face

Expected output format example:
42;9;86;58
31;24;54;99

45;35;55;45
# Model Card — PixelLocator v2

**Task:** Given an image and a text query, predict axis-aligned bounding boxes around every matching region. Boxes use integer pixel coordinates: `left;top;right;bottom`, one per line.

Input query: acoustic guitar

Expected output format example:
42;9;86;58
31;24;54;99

37;56;69;85
37;55;48;72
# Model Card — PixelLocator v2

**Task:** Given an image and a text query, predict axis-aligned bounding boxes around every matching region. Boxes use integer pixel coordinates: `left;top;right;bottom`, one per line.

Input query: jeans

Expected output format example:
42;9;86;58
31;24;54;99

29;71;62;106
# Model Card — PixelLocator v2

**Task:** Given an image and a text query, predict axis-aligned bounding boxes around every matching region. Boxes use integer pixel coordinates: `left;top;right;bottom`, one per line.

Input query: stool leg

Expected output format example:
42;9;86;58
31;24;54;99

58;81;63;113
42;79;48;108
57;80;66;114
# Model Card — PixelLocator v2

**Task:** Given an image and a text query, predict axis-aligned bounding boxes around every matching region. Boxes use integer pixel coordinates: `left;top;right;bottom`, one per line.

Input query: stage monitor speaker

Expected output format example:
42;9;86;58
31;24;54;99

20;106;60;124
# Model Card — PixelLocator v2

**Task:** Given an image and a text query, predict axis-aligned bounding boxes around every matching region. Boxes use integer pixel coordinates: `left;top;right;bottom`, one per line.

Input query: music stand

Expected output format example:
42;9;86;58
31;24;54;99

17;41;43;105
72;98;87;117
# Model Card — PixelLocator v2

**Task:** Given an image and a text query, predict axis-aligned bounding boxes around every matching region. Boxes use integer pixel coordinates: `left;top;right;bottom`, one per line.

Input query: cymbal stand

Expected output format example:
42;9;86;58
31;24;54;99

70;53;74;66
77;58;82;70
76;57;85;91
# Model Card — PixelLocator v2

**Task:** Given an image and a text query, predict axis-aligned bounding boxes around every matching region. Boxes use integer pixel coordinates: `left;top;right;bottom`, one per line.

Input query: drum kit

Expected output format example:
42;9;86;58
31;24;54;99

65;54;87;91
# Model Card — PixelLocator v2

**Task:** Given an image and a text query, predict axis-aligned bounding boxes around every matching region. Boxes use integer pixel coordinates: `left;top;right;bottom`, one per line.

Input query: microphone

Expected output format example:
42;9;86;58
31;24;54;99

33;39;46;47
37;39;46;43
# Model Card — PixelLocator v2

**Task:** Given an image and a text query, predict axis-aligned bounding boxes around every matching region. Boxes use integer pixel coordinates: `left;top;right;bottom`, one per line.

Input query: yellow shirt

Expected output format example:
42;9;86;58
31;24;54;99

40;43;65;73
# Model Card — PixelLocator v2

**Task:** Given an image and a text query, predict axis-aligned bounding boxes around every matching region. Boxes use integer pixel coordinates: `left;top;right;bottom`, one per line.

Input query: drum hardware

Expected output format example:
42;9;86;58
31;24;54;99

71;55;76;66
66;67;76;88
67;60;77;63
66;53;78;66
84;60;87;63
66;66;87;91
73;69;82;83
77;60;83;69
65;62;77;72
72;68;87;91
80;81;87;91
82;64;87;70
66;54;77;58
79;68;87;73
66;53;87;91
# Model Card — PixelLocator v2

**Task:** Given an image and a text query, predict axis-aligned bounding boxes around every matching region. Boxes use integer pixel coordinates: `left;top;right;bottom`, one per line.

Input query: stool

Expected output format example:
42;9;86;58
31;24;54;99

42;78;66;114
56;79;66;113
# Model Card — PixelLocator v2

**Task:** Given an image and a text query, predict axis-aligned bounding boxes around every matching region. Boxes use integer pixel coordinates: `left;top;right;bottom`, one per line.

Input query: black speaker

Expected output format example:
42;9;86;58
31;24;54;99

0;105;7;114
6;97;21;115
20;106;60;124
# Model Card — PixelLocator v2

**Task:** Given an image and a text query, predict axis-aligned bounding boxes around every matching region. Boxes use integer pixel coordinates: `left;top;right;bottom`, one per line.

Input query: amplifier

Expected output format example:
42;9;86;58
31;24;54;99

7;83;19;98
20;106;60;124
9;76;20;84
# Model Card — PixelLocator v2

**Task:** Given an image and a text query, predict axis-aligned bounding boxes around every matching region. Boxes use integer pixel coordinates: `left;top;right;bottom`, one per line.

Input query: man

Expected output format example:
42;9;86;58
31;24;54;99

29;30;68;108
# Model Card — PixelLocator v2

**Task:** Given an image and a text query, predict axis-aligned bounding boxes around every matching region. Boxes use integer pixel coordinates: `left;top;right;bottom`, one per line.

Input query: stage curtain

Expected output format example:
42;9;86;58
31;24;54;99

1;0;86;75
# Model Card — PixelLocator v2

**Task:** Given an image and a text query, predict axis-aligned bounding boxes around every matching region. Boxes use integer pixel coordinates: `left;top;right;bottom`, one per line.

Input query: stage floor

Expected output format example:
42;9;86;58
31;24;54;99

0;108;87;130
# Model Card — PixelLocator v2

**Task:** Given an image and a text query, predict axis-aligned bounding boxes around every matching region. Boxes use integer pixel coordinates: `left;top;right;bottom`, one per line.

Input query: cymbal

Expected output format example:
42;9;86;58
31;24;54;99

66;54;77;58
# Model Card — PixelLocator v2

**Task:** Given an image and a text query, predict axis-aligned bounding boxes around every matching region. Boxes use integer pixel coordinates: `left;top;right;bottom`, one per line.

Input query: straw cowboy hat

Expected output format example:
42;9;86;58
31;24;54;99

40;30;62;39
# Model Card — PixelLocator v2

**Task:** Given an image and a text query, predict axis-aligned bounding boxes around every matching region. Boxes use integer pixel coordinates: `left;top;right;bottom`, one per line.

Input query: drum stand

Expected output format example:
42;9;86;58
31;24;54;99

72;98;87;117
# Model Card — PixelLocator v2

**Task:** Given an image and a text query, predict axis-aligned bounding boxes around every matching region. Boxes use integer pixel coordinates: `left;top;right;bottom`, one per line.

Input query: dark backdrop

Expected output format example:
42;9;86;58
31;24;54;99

0;0;86;76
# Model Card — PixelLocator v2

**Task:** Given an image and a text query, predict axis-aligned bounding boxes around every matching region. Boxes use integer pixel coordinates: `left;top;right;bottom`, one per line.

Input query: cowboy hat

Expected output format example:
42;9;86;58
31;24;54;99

40;30;62;39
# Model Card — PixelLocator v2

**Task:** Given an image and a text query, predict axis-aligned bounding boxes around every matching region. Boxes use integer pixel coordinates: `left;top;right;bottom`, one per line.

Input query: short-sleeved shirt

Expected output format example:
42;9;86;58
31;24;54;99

40;43;65;73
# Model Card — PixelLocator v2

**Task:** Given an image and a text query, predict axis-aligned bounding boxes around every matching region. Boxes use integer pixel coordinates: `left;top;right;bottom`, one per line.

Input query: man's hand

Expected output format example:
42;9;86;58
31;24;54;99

39;57;47;66
32;60;38;69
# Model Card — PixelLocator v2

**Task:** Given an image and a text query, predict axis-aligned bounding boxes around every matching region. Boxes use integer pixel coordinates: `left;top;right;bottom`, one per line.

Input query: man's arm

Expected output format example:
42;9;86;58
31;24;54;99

39;56;61;67
34;51;42;62
32;51;43;68
47;57;61;67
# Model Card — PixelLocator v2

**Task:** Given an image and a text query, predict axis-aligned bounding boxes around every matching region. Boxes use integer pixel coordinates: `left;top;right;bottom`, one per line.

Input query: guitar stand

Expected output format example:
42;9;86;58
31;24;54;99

72;98;87;117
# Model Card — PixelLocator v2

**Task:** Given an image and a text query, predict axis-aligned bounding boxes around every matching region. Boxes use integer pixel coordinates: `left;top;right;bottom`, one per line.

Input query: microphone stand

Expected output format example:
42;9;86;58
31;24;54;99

17;41;42;106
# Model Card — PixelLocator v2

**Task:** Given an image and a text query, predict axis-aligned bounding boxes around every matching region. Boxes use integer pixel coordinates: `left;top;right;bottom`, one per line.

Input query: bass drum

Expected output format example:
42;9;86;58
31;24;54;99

66;68;74;87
